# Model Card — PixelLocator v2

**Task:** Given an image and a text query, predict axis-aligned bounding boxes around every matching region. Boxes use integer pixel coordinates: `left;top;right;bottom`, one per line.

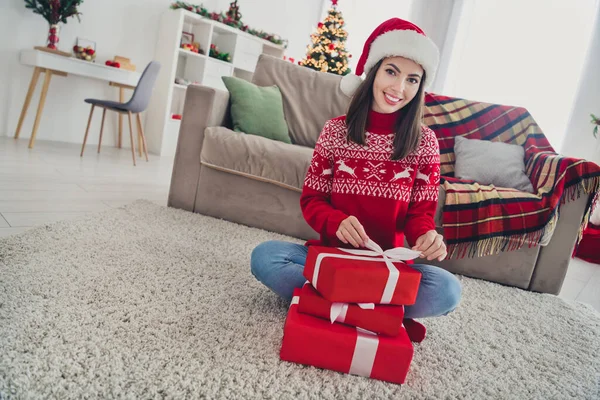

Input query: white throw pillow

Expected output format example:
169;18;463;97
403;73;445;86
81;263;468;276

453;136;534;193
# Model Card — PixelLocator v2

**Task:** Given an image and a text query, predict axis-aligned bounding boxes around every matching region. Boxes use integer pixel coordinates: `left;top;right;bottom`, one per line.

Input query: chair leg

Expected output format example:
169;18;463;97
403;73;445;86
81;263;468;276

97;108;107;153
136;113;149;162
127;111;136;166
81;105;95;157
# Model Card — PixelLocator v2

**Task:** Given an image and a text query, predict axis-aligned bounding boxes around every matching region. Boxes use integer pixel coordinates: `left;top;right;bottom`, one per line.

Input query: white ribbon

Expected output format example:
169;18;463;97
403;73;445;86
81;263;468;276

330;302;375;323
349;327;379;378
312;239;421;304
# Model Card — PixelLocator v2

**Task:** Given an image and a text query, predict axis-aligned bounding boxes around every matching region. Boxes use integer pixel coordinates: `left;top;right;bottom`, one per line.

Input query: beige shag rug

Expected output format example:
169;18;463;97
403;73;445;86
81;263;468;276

1;200;599;399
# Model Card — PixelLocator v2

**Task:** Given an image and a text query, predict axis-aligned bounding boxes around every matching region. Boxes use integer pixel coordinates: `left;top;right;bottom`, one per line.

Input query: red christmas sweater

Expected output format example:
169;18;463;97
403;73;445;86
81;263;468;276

300;109;440;251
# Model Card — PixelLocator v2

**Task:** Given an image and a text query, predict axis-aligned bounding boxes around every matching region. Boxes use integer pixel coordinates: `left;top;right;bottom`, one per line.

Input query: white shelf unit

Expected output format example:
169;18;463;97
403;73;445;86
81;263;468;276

145;8;285;156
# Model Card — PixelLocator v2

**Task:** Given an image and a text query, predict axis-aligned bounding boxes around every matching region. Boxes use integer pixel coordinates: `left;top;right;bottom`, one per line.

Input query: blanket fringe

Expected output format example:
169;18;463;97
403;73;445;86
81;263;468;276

447;176;600;259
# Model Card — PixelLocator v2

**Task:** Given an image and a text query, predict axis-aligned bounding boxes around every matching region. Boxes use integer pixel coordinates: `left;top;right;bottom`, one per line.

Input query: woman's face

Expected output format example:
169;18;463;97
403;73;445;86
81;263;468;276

371;56;424;114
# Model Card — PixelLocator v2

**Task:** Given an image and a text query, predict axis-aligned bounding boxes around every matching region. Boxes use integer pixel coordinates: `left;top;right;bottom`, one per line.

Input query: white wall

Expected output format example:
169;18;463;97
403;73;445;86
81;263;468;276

561;5;600;164
437;0;598;151
0;0;321;147
409;0;455;93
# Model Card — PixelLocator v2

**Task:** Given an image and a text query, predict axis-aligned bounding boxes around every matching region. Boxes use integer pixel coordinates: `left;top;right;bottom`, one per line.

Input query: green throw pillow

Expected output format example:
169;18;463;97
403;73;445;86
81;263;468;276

221;76;291;144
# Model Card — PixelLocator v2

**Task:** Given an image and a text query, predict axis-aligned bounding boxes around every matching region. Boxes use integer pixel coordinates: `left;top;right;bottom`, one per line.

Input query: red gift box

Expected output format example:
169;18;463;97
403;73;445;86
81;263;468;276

303;244;422;305
297;284;405;336
280;289;414;385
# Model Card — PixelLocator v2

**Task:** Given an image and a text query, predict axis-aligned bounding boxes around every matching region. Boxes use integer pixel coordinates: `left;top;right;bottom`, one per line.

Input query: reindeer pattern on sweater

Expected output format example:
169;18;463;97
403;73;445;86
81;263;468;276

300;114;440;250
304;117;440;204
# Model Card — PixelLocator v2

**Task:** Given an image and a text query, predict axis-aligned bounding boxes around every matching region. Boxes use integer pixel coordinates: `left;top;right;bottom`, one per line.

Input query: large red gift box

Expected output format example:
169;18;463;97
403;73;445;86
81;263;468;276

280;289;414;385
297;284;405;336
303;245;422;305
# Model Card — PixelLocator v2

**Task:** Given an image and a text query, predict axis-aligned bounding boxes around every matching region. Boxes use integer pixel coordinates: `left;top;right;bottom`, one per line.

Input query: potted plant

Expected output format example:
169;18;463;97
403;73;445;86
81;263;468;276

24;0;84;50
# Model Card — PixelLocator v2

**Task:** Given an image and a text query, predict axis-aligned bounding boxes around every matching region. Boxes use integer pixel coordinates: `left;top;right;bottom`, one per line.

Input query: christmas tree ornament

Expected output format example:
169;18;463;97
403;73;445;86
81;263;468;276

73;39;96;62
299;0;351;76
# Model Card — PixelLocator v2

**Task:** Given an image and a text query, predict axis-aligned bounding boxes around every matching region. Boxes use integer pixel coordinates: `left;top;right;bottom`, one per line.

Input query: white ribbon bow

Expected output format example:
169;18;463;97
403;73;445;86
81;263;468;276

337;239;421;305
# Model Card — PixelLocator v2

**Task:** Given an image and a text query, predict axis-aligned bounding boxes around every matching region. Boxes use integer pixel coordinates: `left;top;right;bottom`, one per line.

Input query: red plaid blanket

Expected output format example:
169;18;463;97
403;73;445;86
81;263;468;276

423;93;600;259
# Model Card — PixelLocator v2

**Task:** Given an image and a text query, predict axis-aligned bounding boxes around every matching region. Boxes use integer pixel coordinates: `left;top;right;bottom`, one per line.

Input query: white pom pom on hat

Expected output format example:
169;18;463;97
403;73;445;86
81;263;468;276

340;18;440;97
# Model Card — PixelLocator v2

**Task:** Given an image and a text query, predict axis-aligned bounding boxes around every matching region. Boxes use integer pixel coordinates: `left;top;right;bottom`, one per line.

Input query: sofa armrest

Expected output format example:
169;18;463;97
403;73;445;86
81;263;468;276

168;85;230;211
529;194;591;295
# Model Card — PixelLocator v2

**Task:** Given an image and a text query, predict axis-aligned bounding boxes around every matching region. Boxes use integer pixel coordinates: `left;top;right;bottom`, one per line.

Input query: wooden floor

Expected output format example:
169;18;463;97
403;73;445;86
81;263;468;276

1;137;599;312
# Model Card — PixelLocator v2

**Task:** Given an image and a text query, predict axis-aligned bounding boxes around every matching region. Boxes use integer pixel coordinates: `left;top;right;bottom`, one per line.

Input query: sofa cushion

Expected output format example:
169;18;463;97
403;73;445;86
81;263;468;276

221;76;292;144
252;54;351;148
454;136;534;193
200;126;314;191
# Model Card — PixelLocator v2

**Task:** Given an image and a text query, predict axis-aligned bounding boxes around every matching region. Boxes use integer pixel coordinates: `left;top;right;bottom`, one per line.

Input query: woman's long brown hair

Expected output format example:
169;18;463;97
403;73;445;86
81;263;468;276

346;59;426;161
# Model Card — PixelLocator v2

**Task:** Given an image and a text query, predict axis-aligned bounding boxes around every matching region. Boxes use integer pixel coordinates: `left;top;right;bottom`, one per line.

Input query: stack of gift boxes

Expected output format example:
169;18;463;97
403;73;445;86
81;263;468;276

280;241;423;385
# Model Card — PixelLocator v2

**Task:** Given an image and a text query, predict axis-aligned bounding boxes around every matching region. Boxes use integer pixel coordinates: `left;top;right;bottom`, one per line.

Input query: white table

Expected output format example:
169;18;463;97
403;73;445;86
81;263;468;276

15;48;142;148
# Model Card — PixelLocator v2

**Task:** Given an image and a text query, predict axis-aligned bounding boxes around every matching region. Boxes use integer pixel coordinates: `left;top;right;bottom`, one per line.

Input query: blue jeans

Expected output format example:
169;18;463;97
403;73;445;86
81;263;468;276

251;240;462;319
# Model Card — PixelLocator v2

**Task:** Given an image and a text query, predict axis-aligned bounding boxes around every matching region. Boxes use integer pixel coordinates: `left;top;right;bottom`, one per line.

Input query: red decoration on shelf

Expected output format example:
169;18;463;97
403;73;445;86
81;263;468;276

172;114;183;120
105;61;121;68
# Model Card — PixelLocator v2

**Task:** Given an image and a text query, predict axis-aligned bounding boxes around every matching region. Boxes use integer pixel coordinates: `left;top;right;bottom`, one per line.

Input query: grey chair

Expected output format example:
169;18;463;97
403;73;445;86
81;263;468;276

80;61;161;166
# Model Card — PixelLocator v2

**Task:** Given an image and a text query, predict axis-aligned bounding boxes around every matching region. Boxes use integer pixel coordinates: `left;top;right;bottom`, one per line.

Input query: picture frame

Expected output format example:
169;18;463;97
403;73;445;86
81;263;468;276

181;32;195;46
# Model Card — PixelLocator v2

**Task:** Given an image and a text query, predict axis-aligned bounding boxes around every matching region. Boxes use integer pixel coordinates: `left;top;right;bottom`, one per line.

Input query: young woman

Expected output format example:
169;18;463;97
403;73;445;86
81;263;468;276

251;18;461;342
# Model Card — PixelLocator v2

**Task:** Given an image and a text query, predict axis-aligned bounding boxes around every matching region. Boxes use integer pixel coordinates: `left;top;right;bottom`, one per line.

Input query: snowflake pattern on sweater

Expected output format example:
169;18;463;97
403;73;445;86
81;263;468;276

300;113;440;250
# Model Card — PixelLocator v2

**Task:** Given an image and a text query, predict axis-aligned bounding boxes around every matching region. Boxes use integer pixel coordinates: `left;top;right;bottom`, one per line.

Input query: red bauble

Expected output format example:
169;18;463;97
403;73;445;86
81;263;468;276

86;49;95;55
348;54;353;58
289;57;295;63
328;43;335;50
318;22;323;29
114;62;121;68
332;0;338;5
307;55;311;59
105;60;112;66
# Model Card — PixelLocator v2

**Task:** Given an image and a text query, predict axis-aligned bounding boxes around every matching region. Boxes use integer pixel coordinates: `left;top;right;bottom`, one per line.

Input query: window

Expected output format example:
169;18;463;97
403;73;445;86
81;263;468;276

440;0;598;150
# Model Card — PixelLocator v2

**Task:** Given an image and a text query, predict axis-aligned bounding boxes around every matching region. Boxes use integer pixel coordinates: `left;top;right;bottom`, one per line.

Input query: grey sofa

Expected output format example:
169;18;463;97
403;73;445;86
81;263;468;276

168;54;591;295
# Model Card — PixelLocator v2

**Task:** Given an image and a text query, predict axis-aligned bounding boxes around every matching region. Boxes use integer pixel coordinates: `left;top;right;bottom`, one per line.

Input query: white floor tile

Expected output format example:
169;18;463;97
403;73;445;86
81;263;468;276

2;212;90;227
0;190;168;202
575;269;600;312
0;182;85;192
0;200;110;213
0;227;31;238
565;257;600;282
558;277;587;301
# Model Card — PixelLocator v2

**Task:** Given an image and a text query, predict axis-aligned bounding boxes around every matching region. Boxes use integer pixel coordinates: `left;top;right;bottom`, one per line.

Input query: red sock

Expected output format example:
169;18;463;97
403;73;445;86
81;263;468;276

403;318;426;343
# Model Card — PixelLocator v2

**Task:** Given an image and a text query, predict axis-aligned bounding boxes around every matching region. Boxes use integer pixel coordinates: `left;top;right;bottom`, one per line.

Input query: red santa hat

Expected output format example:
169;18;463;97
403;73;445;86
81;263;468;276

341;18;440;96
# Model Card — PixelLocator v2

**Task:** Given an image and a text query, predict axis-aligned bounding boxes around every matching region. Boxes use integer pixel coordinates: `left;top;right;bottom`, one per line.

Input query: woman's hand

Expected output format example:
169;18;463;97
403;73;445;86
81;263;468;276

413;230;447;261
336;216;370;248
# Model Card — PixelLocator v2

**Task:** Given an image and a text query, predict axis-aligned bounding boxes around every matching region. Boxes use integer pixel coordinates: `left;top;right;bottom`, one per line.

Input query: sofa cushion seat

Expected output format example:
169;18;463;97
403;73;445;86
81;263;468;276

200;126;314;192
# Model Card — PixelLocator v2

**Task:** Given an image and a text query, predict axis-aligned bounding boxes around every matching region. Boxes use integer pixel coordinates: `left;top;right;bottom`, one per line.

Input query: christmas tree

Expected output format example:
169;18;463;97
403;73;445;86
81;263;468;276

225;0;242;24
299;0;351;75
